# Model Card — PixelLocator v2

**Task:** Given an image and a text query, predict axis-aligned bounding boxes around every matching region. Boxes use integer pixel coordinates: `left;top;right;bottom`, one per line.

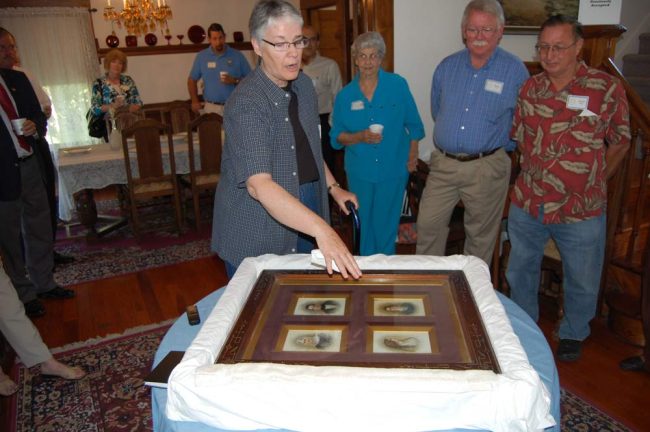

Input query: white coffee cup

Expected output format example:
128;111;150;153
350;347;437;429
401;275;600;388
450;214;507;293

11;118;26;136
369;123;384;135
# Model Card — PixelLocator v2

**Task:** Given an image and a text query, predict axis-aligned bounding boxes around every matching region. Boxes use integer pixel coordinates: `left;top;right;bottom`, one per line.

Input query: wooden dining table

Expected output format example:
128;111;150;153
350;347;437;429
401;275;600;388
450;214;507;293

56;133;196;239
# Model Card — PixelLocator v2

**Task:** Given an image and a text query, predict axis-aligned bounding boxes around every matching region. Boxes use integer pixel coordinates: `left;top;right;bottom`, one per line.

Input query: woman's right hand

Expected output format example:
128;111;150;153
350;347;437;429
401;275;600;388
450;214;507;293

313;223;362;280
360;129;382;145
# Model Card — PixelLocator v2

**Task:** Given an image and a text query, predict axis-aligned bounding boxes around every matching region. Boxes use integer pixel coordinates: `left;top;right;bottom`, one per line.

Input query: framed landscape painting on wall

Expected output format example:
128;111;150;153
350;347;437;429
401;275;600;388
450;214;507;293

499;0;579;34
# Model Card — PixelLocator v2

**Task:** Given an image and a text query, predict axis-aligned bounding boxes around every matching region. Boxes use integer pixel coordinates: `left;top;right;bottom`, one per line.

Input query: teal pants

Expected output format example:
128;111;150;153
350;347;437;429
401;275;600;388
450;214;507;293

346;172;408;256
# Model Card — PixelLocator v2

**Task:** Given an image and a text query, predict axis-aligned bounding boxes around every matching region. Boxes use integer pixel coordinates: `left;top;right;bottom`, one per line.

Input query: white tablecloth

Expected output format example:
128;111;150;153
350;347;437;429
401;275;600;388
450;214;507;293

166;254;555;432
56;134;193;221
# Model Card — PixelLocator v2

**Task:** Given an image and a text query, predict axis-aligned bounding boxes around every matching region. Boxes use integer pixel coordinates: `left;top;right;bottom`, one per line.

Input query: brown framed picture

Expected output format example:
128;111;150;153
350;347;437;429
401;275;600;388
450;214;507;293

290;294;349;316
499;0;579;34
369;326;437;354
217;270;500;372
370;294;429;317
277;325;347;353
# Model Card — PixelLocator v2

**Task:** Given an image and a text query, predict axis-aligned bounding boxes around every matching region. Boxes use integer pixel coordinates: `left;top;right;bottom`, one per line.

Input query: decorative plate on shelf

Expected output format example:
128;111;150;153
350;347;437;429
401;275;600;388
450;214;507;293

188;25;206;44
106;34;119;48
125;35;138;47
144;33;158;46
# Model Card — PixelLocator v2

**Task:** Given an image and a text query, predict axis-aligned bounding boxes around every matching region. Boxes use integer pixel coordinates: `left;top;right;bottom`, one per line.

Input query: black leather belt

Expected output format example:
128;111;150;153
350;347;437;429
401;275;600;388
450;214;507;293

436;146;499;162
205;101;224;106
18;153;34;162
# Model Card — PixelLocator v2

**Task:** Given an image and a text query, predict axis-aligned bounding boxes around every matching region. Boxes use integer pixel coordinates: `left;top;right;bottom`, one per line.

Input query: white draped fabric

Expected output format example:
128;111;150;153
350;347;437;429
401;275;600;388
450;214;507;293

0;7;100;148
167;254;555;432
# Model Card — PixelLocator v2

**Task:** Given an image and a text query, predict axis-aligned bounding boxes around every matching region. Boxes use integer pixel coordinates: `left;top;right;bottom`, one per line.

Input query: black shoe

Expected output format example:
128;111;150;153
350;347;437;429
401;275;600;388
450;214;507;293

557;339;582;362
53;251;75;265
38;285;75;300
620;356;646;371
24;299;46;318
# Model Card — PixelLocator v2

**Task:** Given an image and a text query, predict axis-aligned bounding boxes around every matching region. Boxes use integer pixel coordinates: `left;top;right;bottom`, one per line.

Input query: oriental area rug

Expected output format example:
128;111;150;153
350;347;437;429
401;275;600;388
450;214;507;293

6;324;632;432
53;199;213;286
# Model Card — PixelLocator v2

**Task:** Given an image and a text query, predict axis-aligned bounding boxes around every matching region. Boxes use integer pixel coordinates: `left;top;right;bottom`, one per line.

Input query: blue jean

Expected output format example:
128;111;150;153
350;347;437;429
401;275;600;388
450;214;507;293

506;204;606;341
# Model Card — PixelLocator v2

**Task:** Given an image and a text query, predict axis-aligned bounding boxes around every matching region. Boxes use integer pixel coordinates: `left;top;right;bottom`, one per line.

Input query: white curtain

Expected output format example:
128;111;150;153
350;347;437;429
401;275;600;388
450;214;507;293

0;7;101;148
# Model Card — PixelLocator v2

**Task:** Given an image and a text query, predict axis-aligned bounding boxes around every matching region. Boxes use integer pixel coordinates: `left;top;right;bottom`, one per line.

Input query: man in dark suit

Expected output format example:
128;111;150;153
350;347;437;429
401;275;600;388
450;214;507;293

0;28;74;267
0;27;74;318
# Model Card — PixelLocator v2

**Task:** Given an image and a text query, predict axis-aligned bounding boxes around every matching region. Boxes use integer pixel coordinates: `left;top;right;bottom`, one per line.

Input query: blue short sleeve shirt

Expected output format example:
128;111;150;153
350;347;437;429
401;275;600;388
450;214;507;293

189;45;252;104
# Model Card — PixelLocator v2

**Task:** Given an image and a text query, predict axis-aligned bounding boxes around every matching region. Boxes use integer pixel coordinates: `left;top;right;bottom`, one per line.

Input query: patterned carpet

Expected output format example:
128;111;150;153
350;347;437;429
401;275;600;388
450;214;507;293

53;199;213;286
7;325;632;432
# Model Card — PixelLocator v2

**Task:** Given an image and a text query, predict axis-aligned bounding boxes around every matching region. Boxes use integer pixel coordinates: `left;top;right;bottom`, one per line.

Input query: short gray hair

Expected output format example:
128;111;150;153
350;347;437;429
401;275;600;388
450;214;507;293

249;0;303;42
351;32;386;59
461;0;505;29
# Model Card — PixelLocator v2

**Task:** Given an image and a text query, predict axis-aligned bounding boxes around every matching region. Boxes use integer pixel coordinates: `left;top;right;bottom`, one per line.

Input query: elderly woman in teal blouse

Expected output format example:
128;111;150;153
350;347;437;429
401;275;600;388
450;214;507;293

330;31;424;256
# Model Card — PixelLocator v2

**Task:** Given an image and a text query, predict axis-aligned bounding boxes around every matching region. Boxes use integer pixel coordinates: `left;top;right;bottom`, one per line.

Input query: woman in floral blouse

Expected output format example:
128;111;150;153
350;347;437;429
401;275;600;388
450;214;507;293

90;48;142;117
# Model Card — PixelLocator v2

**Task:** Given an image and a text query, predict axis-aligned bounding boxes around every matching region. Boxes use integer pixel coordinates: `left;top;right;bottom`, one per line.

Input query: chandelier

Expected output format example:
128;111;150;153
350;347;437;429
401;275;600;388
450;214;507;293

103;0;173;36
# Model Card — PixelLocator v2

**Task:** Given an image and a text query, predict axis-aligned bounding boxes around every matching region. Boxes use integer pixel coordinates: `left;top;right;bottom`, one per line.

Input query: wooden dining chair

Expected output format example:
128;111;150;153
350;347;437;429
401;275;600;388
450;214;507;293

120;118;183;237
182;113;223;230
113;109;143;131
165;100;193;135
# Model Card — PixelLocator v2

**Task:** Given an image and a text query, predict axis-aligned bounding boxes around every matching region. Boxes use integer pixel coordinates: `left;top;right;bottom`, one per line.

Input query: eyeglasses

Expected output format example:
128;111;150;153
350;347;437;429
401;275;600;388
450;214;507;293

465;27;497;37
357;53;381;62
535;41;577;55
262;38;310;51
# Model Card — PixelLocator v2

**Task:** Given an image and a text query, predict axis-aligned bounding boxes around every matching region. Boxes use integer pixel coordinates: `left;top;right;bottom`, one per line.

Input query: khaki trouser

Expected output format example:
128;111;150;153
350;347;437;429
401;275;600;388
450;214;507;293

202;102;224;116
416;147;511;265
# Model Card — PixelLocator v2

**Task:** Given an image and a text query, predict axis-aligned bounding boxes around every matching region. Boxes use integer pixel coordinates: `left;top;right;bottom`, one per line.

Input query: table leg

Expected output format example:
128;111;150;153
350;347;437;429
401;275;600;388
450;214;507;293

73;189;128;240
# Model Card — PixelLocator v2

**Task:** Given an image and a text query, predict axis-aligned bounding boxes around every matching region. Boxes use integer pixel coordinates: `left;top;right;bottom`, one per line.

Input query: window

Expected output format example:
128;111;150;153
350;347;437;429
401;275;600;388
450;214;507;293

0;7;100;148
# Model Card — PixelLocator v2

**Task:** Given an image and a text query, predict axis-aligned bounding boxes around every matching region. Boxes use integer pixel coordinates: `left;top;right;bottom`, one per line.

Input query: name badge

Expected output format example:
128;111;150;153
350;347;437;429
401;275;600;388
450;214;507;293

207;62;216;69
567;95;589;110
484;79;504;94
351;100;364;111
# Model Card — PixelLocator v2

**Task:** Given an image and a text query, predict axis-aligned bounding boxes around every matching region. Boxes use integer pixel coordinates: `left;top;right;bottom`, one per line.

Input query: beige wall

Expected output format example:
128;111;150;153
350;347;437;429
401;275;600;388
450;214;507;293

90;0;299;103
88;0;649;147
395;0;650;160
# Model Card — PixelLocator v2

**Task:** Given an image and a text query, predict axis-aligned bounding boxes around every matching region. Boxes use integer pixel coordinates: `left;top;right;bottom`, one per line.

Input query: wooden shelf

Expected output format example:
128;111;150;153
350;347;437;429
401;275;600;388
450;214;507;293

97;41;253;58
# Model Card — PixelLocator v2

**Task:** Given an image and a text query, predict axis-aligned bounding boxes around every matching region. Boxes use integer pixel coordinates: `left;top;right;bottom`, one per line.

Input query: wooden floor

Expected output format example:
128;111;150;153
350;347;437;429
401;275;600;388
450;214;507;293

12;251;650;431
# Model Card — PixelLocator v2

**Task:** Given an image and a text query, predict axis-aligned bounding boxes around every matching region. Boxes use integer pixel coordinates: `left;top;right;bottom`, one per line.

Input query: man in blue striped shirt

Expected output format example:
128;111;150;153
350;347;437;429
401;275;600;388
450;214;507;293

416;0;528;266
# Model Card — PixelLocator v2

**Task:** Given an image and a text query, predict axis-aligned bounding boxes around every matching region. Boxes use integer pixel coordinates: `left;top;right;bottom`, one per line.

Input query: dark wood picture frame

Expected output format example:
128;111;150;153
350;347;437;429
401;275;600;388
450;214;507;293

217;270;500;373
499;0;579;34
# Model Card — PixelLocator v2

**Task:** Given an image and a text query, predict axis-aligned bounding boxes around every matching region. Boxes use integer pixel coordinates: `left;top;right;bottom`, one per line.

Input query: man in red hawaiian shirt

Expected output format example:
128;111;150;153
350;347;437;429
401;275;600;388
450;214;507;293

506;15;631;362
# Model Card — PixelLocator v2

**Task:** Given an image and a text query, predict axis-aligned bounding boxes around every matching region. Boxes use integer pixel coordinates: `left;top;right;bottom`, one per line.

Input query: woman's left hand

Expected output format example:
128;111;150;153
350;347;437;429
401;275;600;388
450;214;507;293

407;156;418;173
330;186;359;215
407;140;419;173
128;104;141;113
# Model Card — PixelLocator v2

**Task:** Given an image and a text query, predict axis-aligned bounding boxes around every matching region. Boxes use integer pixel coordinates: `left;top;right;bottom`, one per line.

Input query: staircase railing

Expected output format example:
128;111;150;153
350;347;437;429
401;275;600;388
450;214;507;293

601;58;650;274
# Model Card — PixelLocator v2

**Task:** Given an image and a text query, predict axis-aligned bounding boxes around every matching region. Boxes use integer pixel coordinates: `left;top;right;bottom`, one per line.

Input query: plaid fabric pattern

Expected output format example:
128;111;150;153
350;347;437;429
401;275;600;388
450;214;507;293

212;68;327;266
431;47;528;154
